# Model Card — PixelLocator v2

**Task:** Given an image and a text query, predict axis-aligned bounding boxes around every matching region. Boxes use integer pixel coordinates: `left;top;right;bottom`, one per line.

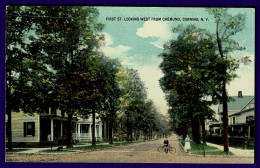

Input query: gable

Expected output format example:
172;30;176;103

219;96;254;111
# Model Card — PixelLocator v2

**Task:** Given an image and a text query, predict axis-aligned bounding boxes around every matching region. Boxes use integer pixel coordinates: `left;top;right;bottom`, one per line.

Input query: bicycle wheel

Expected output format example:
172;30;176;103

158;146;165;153
168;146;176;154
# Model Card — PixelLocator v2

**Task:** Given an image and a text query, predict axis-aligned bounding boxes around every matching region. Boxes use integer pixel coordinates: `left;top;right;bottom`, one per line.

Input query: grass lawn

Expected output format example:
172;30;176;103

179;139;233;155
6;148;29;152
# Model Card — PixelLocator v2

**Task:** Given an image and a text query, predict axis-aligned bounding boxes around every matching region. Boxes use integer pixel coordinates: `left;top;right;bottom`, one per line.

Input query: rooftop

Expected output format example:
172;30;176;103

219;91;254;112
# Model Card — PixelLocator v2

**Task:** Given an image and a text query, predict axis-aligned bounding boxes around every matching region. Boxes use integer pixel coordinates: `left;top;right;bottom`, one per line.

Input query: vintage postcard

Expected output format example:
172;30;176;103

5;6;255;164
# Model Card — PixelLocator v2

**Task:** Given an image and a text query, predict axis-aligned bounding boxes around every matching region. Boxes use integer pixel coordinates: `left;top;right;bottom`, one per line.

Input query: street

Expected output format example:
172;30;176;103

6;134;254;163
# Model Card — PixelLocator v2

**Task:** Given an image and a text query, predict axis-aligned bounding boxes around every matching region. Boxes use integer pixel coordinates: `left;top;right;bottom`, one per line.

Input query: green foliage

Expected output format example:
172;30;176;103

6;5;167;147
159;24;228;141
116;68;170;140
6;5;105;114
6;5;107;148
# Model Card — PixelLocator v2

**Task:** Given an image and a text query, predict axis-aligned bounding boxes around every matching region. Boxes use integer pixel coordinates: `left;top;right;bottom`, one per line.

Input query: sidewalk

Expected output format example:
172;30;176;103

13;142;116;154
206;142;254;157
13;143;93;154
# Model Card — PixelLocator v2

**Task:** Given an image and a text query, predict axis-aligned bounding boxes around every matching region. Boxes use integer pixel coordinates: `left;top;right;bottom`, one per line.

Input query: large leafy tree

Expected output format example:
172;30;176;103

6;5;56;150
159;25;224;144
82;55;121;146
206;8;249;152
117;68;147;141
6;6;104;148
137;100;162;140
117;68;169;141
160;20;250;145
98;59;122;144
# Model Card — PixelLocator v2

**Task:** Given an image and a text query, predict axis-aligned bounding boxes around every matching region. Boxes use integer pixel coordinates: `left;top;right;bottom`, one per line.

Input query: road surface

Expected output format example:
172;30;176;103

6;134;254;163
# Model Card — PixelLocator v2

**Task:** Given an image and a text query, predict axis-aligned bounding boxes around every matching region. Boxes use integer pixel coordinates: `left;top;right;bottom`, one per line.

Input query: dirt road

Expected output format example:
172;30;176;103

6;134;254;163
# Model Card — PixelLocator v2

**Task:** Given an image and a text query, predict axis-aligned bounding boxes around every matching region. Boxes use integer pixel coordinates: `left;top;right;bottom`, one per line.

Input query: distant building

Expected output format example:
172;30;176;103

208;91;255;138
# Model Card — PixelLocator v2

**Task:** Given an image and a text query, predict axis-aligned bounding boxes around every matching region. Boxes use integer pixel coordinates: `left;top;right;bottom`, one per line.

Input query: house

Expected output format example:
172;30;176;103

6;108;73;144
209;91;255;138
6;108;103;144
228;95;255;138
72;115;103;142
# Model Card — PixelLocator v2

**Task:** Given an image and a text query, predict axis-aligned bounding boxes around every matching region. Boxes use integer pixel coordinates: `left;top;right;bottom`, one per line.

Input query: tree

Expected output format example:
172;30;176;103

116;67;168;141
206;8;249;152
159;25;223;144
34;6;103;148
117;68;148;141
6;5;56;150
137;100;164;140
99;59;122;144
6;6;104;148
83;56;121;145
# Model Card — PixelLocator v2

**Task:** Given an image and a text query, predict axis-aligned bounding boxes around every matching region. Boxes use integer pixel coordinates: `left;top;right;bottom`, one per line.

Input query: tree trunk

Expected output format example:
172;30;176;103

6;107;12;150
108;122;113;144
92;108;96;146
222;82;229;152
201;117;206;145
191;118;201;144
6;78;13;150
216;22;229;152
126;111;130;141
130;130;133;142
67;111;73;148
182;125;188;139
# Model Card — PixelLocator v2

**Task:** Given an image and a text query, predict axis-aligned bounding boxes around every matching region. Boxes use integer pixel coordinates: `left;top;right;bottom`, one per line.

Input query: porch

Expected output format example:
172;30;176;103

40;116;76;143
72;121;103;141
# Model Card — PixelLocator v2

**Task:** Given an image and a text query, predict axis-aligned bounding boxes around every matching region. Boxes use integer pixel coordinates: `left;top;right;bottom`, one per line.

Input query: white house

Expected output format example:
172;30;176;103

6;108;104;144
73;115;103;141
208;91;255;138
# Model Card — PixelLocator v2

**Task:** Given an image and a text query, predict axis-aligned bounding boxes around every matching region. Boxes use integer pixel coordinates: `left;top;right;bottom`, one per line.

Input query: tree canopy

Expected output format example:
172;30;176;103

6;6;105;148
6;6;170;149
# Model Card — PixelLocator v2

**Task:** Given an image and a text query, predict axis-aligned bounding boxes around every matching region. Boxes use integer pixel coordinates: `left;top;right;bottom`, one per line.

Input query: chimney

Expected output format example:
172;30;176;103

238;91;243;98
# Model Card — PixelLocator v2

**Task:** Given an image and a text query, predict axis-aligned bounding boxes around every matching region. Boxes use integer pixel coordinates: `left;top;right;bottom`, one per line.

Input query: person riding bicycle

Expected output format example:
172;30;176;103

158;139;175;154
164;140;169;146
164;140;169;153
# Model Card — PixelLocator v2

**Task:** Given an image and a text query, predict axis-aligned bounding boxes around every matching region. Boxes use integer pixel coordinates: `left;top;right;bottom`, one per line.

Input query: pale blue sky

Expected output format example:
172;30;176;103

96;7;255;115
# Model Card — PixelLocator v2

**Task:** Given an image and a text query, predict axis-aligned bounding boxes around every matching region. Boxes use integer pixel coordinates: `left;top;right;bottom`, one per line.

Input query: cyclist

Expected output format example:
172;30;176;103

163;140;169;153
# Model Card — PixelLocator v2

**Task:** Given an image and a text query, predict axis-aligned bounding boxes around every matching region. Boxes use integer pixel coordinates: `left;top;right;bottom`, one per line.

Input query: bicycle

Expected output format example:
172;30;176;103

158;145;176;154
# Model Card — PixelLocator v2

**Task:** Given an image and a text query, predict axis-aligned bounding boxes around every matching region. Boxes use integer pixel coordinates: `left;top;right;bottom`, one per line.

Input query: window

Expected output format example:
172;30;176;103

24;122;35;137
246;116;254;122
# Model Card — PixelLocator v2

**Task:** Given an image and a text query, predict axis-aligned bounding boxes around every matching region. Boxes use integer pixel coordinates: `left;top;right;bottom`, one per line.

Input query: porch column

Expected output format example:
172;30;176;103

61;120;63;137
77;124;81;138
89;124;92;139
75;123;78;139
51;118;54;141
95;125;97;138
99;124;102;138
248;126;251;138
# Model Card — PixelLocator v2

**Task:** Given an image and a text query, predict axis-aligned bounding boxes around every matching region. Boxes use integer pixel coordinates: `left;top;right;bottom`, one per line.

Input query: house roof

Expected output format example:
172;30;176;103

219;96;254;112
